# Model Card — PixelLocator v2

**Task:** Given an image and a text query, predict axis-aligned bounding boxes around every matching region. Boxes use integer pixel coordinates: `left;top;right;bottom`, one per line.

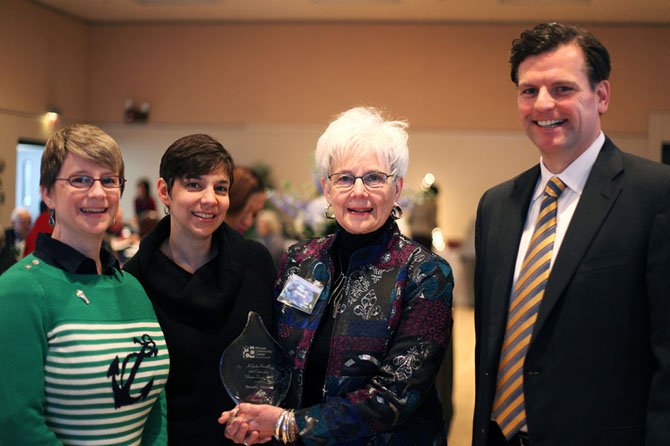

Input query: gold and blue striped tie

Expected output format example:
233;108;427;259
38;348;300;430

492;176;566;439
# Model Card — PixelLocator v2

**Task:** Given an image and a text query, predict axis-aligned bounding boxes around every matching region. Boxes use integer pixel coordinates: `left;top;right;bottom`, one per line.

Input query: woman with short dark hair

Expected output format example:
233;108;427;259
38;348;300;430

124;134;275;445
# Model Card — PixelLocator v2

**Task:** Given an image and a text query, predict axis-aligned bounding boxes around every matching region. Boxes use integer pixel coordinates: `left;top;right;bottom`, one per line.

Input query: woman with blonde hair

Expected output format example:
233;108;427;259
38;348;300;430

0;124;169;444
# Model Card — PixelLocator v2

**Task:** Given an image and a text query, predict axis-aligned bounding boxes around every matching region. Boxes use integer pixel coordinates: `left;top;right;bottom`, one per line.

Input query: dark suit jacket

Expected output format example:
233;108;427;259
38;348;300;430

3;229;20;260
4;228;16;246
0;245;16;274
3;228;19;249
473;137;670;446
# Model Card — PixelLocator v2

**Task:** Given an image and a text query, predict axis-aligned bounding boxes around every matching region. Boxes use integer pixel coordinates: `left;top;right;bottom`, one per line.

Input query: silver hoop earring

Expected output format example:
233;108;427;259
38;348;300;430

391;204;403;220
48;209;55;226
324;204;335;219
164;205;170;216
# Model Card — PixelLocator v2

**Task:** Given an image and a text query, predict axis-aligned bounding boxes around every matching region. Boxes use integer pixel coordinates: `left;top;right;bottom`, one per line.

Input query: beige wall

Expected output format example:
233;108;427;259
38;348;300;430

0;0;89;223
1;0;668;239
0;0;89;120
86;22;670;134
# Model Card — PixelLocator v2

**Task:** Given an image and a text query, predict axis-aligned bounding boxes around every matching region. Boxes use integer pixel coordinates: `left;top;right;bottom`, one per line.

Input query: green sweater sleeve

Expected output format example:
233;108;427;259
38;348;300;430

141;389;168;445
0;270;62;445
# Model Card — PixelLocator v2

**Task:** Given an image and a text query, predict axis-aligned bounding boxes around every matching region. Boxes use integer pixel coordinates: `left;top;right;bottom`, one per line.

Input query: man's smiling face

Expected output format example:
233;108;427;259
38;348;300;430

516;42;609;171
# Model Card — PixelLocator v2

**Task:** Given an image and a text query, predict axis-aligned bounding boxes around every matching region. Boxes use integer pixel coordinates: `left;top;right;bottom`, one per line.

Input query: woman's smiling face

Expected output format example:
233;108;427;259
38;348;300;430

42;152;121;253
322;152;402;235
158;166;230;243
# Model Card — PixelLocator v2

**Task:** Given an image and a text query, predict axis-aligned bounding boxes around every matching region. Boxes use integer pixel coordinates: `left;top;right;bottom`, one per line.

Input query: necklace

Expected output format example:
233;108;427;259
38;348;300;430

330;253;347;319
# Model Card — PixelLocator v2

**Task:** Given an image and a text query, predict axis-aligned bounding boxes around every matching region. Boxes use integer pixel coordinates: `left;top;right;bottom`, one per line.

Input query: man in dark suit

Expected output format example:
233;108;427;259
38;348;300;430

473;22;670;446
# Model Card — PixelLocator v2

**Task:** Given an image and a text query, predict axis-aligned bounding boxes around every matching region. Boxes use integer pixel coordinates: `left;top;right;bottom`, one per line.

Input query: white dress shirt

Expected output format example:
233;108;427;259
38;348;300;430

512;132;606;292
510;132;605;434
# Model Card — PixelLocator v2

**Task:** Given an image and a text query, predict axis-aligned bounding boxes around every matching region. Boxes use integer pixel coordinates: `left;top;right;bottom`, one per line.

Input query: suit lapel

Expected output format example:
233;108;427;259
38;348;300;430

485;166;540;369
533;138;624;336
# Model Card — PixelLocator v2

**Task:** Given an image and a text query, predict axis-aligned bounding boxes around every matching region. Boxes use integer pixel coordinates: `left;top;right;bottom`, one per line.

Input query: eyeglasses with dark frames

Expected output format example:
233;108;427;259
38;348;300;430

56;175;126;189
327;171;394;191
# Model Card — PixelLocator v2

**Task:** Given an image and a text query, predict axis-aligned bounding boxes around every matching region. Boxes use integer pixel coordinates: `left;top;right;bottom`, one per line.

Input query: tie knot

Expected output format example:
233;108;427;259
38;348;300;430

544;176;566;199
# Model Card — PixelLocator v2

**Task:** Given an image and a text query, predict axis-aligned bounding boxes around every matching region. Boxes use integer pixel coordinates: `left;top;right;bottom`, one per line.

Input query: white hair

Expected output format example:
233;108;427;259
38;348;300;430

314;106;409;180
11;207;31;222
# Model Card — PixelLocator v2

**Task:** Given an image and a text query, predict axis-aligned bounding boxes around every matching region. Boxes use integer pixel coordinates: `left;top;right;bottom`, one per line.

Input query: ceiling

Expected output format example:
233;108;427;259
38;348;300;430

34;0;670;25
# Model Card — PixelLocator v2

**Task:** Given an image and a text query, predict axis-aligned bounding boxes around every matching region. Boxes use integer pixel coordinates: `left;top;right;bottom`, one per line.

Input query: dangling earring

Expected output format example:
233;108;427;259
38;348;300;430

113;217;117;226
163;205;170;215
391;204;403;220
324;204;335;219
48;209;55;226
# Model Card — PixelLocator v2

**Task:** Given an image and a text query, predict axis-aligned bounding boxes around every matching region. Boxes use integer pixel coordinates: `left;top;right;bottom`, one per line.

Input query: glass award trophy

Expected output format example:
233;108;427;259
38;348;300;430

220;311;292;405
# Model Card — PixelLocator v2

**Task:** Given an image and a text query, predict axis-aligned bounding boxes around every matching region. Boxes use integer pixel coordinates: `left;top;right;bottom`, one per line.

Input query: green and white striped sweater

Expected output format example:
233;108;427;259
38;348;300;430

0;255;170;445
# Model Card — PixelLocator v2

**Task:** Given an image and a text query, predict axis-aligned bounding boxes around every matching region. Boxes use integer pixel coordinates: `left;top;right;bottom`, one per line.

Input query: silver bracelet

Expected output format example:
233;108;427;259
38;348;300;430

273;409;297;444
274;409;287;443
286;409;297;443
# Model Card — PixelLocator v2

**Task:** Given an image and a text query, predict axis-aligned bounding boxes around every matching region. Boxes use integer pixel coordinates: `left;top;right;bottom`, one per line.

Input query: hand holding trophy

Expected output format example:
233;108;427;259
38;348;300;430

220;311;292;406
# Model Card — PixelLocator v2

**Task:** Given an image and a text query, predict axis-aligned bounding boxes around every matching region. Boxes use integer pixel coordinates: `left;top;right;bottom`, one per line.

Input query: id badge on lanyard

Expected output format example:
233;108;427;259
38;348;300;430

277;273;324;314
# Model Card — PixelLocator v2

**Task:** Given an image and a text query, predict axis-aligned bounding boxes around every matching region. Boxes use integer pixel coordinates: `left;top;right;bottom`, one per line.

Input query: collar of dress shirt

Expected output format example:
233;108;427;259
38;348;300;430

34;232;120;275
535;131;605;202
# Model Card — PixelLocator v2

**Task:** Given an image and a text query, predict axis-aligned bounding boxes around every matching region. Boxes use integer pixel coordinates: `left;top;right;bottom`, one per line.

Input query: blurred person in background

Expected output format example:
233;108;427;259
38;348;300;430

255;208;286;270
225;166;266;235
138;210;160;238
0;228;16;274
4;207;32;259
23;201;53;257
409;183;439;251
134;177;157;220
105;207;135;264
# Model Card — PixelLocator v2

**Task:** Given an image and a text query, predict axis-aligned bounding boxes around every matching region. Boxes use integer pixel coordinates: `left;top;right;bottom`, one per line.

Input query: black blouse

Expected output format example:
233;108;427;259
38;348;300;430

302;219;391;406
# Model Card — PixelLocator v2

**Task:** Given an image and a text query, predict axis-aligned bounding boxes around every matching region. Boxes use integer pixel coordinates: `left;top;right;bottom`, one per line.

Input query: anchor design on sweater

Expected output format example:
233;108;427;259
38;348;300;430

107;334;158;408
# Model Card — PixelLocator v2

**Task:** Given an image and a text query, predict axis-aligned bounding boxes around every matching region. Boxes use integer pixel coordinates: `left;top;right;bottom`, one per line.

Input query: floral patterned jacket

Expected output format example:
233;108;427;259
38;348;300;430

274;222;453;446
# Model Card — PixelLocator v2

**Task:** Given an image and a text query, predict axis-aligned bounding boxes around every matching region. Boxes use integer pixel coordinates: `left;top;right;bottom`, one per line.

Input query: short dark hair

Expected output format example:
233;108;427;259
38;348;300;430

159;134;234;193
509;22;611;89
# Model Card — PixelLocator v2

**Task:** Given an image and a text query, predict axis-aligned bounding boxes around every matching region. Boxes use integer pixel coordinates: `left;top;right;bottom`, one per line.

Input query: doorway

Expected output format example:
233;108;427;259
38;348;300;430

16;140;45;221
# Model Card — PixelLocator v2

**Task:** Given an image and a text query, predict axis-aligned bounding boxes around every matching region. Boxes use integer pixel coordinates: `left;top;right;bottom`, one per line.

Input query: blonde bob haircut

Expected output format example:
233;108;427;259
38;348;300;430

314;106;409;181
40;124;125;193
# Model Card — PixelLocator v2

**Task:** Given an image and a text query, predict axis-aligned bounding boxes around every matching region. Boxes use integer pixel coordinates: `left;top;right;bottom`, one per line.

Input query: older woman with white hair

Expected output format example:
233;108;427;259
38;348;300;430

219;106;454;445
